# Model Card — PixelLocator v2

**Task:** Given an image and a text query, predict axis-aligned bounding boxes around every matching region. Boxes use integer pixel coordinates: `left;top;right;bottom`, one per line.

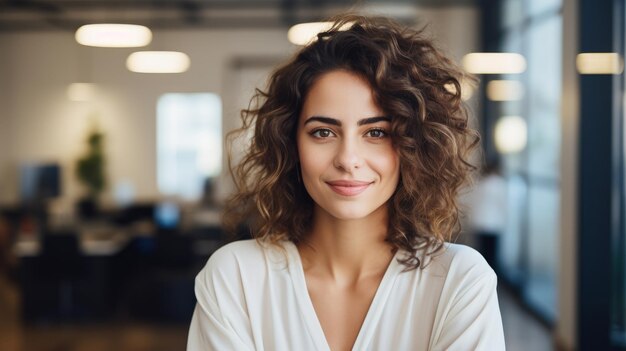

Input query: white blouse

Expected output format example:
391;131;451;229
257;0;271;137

187;239;505;351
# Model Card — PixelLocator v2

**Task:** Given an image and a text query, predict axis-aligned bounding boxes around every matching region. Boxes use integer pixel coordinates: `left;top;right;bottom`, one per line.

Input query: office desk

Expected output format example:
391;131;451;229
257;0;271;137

14;227;138;323
13;227;132;257
12;223;221;324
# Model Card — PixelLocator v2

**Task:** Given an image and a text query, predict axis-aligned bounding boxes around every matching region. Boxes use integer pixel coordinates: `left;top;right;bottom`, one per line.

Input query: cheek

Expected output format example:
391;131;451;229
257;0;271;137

371;147;400;181
296;141;327;202
297;134;321;181
298;146;326;182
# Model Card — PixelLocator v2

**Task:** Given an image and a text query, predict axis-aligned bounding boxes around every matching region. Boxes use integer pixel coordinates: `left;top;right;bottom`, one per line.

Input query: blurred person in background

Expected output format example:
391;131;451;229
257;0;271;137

0;215;16;282
464;158;508;275
201;178;219;209
188;14;505;351
0;216;8;273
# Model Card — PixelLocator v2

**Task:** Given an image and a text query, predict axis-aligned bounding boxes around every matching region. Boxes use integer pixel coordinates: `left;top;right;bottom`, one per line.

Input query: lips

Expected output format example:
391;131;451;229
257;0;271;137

326;180;373;196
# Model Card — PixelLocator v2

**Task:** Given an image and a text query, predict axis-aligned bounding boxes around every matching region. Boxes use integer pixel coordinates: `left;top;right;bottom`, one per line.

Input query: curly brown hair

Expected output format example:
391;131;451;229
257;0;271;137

224;14;480;269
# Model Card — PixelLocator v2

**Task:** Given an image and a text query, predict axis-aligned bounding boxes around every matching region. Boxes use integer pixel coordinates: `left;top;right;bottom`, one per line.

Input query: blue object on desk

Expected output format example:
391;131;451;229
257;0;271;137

154;202;180;230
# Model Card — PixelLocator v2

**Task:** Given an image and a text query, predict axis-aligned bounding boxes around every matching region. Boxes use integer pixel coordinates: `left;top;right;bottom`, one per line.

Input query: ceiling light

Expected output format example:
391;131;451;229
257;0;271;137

576;53;624;74
494;115;527;153
287;22;351;46
67;83;97;101
75;24;152;48
462;53;526;74
126;51;190;73
487;80;525;101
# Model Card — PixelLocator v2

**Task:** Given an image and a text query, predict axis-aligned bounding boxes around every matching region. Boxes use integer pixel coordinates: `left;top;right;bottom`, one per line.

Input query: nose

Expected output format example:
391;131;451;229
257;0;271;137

333;136;364;172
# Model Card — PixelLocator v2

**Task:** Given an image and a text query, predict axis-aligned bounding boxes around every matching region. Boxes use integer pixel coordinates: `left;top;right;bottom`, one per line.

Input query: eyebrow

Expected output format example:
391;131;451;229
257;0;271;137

303;116;391;126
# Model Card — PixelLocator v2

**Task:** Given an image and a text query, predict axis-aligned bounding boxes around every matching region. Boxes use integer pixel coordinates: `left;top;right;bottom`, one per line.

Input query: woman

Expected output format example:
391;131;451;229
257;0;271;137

188;14;505;351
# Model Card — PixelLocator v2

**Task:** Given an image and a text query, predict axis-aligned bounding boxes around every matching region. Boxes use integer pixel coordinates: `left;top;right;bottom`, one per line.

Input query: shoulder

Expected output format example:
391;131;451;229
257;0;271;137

426;244;505;349
200;239;277;279
426;243;496;290
196;239;288;288
439;243;491;270
196;240;260;282
206;239;265;266
193;240;267;305
194;239;292;313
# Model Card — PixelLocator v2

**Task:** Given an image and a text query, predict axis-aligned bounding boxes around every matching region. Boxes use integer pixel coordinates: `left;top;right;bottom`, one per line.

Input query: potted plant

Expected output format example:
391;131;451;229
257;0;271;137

75;128;106;218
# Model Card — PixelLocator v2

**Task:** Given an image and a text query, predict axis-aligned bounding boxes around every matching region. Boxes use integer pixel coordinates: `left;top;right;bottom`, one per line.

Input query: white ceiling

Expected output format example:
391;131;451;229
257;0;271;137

0;0;477;31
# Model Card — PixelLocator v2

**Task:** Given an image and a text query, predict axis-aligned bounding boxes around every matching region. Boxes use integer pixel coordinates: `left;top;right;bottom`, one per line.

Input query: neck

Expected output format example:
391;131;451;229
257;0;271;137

297;204;395;286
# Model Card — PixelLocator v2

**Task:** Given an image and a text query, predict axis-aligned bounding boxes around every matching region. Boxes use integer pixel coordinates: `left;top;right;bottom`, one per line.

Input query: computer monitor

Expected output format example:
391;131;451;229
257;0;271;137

20;163;61;205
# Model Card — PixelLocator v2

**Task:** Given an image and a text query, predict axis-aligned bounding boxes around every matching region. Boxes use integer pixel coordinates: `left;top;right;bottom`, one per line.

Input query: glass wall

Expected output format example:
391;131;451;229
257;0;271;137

614;0;626;346
496;0;562;322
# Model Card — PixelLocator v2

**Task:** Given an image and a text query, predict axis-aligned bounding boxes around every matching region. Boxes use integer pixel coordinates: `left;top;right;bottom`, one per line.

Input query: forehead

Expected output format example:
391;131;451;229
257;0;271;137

299;70;384;124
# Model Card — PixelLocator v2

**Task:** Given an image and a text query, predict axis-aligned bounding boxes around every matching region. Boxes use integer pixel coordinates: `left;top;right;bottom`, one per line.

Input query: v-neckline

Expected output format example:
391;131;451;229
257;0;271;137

285;241;401;351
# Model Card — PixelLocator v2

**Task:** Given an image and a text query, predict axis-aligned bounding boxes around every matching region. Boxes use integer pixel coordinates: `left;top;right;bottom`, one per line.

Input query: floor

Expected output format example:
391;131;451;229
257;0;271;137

499;285;555;351
0;273;554;351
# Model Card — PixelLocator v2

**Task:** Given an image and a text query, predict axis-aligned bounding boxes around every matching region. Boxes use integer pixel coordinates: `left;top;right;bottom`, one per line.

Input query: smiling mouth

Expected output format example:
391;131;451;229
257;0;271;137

325;180;373;196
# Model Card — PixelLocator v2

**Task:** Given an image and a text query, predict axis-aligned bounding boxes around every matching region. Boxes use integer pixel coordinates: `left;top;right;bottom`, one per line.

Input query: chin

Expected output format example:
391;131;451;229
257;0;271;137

319;203;387;221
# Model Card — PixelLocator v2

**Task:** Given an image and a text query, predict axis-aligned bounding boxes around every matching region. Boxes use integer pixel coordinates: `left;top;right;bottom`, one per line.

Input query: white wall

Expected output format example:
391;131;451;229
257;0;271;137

0;29;295;205
0;34;13;202
0;6;479;206
418;7;480;63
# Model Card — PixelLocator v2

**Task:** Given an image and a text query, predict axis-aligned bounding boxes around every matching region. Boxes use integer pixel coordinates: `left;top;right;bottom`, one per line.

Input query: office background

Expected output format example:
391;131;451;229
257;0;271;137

0;0;623;350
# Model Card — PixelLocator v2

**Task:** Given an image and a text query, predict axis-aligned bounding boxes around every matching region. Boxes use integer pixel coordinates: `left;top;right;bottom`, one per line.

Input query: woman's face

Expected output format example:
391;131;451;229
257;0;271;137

296;70;400;221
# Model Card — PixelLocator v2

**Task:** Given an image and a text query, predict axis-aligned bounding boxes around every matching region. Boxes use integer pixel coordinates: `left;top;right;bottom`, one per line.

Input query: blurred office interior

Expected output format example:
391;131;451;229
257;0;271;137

0;0;623;350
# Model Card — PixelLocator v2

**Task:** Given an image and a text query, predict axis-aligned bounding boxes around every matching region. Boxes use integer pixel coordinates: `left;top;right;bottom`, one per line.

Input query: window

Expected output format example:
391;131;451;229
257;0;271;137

496;0;562;323
157;93;222;200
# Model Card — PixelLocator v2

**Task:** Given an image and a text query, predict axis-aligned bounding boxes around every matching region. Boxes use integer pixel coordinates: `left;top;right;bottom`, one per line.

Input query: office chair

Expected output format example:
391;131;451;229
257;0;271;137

37;231;85;320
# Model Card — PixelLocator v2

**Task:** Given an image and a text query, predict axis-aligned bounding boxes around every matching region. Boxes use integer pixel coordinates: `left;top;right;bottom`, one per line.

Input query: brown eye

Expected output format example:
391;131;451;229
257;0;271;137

366;128;387;138
311;129;334;138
